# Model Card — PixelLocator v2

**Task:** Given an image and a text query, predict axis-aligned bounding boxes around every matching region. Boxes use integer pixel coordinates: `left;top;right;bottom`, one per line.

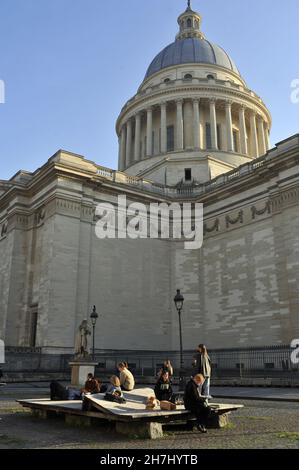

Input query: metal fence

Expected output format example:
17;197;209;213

2;345;298;383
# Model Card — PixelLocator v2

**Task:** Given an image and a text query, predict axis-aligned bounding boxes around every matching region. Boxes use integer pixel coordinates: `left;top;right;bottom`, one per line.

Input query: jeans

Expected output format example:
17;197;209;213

202;377;211;397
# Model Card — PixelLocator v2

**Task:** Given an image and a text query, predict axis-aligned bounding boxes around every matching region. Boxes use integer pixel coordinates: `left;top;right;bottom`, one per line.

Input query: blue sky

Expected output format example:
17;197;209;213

0;0;298;180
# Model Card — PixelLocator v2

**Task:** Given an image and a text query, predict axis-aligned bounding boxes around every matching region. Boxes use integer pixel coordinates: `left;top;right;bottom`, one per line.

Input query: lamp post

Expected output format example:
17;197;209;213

90;305;98;361
174;289;185;391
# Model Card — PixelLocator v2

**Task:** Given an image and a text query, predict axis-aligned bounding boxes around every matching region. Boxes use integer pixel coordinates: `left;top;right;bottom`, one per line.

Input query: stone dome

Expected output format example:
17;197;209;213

145;37;240;80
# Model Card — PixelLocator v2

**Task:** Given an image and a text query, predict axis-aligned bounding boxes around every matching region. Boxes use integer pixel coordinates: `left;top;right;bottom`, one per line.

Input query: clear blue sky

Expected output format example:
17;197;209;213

0;0;298;180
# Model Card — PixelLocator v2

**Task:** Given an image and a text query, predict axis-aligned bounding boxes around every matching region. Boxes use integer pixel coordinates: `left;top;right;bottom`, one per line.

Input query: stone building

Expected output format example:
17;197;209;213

0;3;298;361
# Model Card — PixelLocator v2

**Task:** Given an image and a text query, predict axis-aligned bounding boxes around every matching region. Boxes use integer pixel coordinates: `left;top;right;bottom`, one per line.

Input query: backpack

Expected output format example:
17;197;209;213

104;392;126;404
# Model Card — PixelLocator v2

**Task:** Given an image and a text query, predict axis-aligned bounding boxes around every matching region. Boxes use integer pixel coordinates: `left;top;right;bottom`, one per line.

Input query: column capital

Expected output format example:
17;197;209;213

134;111;141;119
160;101;167;108
146;106;153;113
209;98;217;105
257;114;264;123
176;99;184;106
225;99;233;108
193;98;201;105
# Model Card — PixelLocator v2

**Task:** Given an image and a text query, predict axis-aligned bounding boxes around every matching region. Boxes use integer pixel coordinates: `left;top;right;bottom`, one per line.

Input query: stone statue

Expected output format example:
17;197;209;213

74;320;91;359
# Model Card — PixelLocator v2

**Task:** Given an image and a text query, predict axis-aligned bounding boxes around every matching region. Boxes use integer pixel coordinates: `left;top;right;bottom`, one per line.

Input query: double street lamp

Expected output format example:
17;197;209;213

174;289;185;391
90;305;99;361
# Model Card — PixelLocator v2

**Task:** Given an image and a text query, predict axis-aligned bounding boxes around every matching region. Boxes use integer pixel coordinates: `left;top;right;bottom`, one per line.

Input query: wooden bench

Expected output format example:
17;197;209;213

18;388;244;440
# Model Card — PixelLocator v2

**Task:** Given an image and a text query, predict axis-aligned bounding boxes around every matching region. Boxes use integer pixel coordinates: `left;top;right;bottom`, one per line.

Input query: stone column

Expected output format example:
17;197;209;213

160;102;167;153
126;120;132;167
239;106;248;155
120;126;126;170
250;112;259;158
193;99;200;149
225;101;234;152
257;116;267;155
134;113;141;162
176;100;184;150
264;124;271;151
146;107;153;157
210;99;218;150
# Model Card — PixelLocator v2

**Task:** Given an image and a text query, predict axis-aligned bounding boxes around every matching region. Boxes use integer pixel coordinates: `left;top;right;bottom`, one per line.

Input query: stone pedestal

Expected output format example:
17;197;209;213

69;361;98;387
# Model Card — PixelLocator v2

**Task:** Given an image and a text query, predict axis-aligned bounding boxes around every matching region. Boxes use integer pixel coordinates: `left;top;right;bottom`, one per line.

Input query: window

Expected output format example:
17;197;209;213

185;168;192;182
187;18;192;28
217;124;222;150
233;130;239;153
184;74;193;80
164;78;171;84
207;74;215;80
205;123;212;149
152;131;155;155
30;307;38;348
167;125;174;152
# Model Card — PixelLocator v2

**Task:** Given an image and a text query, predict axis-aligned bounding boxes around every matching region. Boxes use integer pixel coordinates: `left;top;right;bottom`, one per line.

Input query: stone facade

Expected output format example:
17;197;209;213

0;135;298;353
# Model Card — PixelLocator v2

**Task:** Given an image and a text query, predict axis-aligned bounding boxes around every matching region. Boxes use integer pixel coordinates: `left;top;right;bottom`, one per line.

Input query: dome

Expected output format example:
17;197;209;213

145;37;240;80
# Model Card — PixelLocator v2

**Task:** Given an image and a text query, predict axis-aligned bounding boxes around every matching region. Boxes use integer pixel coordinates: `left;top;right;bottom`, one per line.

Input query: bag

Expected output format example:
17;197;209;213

104;392;126;404
160;401;177;411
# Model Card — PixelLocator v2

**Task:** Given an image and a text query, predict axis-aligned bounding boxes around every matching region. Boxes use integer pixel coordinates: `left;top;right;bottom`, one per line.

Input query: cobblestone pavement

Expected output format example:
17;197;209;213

1;393;299;449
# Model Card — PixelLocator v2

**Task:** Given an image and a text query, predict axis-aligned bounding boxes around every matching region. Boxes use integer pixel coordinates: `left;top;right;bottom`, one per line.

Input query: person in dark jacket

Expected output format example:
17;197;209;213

192;344;212;398
184;374;211;433
154;371;173;402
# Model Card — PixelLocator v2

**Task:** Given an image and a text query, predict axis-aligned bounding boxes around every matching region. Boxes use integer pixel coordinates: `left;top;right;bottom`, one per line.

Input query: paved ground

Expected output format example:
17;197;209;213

213;387;299;402
1;383;299;449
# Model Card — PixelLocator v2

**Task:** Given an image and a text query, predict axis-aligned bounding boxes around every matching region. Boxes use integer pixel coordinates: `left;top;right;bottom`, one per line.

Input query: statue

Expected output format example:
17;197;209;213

74;320;91;359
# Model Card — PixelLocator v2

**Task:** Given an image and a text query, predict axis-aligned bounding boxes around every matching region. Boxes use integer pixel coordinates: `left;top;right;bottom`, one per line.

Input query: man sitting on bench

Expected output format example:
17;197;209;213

184;374;211;434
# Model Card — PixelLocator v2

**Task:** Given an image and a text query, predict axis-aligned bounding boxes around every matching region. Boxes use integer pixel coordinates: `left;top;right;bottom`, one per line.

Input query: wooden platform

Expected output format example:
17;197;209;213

18;388;244;439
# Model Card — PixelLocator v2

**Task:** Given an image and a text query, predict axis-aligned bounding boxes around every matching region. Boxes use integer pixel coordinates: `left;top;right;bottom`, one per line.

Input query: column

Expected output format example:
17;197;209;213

264;123;271;151
193;99;200;149
119;126;126;170
209;99;218;150
146;107;153;157
225;101;234;152
239;106;248;155
257;116;266;156
160;102;167;153
126;120;132;166
176;100;184;150
134;113;141;162
250;112;259;158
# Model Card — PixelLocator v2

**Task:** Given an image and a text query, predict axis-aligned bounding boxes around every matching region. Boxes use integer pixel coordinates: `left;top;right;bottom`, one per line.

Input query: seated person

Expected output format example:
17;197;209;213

184;374;211;434
106;375;123;397
81;373;101;395
50;374;100;401
118;362;135;391
154;371;173;402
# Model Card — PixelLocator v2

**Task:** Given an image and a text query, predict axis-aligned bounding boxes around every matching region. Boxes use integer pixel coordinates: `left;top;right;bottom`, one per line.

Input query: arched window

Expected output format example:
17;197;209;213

207;74;215;80
184;74;193;80
195;19;199;29
187;18;192;28
164;78;171;84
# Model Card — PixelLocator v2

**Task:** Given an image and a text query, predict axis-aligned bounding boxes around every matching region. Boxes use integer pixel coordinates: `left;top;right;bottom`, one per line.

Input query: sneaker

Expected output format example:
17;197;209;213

197;424;208;433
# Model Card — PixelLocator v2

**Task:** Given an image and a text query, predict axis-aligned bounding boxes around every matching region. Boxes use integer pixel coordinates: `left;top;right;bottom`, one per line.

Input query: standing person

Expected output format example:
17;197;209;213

155;371;173;402
184;374;210;433
158;360;174;379
118;362;135;391
192;344;212;398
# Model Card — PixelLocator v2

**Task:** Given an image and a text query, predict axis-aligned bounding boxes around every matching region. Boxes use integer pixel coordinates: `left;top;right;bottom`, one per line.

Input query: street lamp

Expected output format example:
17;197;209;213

174;289;185;391
90;305;99;361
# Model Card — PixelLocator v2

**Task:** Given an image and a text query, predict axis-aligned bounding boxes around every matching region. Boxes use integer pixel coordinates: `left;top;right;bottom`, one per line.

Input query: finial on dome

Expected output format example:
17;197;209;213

177;1;204;40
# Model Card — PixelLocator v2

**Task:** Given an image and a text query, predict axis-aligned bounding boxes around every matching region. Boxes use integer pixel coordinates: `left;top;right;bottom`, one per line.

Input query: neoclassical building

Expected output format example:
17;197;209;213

0;3;298;359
